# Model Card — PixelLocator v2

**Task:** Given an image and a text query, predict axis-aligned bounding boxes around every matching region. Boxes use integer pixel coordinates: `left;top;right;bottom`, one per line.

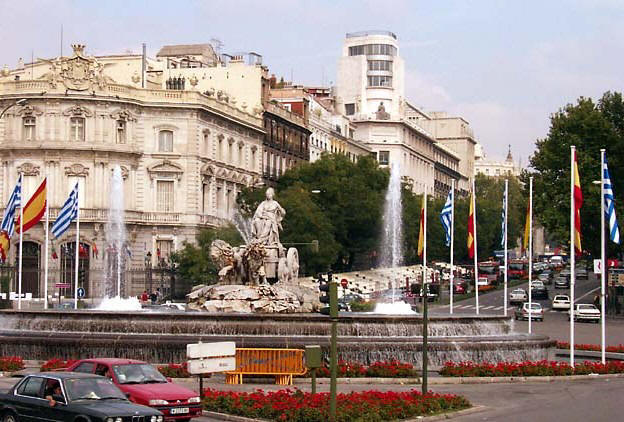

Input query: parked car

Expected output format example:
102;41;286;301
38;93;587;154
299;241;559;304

509;288;528;305
0;372;162;422
515;302;544;321
530;281;549;300
569;304;601;323
552;294;571;310
555;275;570;289
65;358;202;421
341;293;364;304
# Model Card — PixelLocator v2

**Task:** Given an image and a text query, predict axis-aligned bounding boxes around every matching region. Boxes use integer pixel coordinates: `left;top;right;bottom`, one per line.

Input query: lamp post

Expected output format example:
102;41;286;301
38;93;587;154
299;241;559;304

145;252;153;294
0;98;28;119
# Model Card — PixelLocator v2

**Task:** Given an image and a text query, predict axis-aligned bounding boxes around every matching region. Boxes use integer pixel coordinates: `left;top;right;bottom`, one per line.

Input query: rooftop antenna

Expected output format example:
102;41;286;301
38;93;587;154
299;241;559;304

60;24;63;58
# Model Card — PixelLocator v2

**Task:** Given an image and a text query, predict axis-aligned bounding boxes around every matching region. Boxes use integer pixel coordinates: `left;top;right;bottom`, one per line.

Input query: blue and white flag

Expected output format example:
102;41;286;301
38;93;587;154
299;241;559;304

501;188;507;247
51;183;79;239
604;157;620;244
440;189;453;247
0;174;22;237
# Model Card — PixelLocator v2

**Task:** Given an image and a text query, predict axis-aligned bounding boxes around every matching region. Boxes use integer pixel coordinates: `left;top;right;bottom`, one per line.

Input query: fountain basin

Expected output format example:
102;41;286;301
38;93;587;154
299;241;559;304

0;310;555;366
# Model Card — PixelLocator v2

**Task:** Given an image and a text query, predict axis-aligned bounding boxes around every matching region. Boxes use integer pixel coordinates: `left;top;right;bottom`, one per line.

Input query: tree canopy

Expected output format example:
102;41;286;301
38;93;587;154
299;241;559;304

529;91;624;257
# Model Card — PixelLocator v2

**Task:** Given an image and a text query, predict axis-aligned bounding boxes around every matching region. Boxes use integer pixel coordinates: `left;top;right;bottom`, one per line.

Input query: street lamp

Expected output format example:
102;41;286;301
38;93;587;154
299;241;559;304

0;98;28;119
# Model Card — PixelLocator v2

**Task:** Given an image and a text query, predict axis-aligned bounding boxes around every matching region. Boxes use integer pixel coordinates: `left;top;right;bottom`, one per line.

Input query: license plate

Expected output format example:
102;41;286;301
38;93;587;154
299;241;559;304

170;408;189;415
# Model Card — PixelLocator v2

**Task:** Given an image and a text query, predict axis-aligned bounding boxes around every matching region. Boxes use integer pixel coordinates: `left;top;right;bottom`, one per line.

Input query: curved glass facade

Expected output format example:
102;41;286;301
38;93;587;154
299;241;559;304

348;44;397;56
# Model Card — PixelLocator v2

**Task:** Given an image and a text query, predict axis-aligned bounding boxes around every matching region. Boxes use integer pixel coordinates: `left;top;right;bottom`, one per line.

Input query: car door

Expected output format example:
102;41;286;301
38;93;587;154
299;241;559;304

31;377;71;422
12;376;47;421
72;361;96;374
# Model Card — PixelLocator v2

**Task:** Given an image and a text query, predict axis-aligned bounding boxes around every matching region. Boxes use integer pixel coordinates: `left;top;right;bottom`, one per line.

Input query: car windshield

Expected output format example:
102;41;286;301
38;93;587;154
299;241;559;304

112;364;167;384
554;296;569;301
528;303;542;310
512;290;525;294
509;263;524;270
479;265;497;274
578;304;597;310
64;377;126;401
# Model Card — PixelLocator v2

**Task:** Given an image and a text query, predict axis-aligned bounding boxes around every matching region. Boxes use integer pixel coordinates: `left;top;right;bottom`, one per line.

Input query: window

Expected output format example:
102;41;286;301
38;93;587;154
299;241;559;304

345;103;355;116
156;180;174;212
251;148;256;170
202;183;210;214
349;44;396;56
367;75;392;87
368;60;392;71
378;150;389;165
158;130;173;152
70;117;85;141
23;117;36;141
216;186;222;215
116;120;126;144
73;362;95;373
203;132;210;155
156;240;173;265
238;144;244;166
17;377;44;397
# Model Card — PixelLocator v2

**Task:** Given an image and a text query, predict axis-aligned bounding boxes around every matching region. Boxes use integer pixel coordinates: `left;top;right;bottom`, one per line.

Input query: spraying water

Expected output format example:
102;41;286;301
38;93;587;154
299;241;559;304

375;162;412;314
230;207;252;245
104;165;127;298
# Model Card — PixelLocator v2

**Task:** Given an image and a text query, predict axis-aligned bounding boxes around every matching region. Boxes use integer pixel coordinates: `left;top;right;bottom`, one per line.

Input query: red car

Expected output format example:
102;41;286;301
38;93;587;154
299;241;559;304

65;358;202;421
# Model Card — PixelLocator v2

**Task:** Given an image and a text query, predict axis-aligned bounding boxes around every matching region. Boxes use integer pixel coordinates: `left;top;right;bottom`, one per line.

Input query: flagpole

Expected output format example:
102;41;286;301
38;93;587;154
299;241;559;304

600;148;606;364
421;190;428;394
473;179;479;315
44;179;49;310
528;176;533;334
570;145;576;365
504;179;509;317
450;180;455;315
18;173;23;310
74;189;80;310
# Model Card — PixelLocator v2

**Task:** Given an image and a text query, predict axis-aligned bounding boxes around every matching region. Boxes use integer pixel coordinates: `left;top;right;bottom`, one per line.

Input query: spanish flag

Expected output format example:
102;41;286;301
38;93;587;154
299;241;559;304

16;178;46;234
523;202;530;251
0;231;9;262
573;150;583;255
417;195;425;258
467;192;475;259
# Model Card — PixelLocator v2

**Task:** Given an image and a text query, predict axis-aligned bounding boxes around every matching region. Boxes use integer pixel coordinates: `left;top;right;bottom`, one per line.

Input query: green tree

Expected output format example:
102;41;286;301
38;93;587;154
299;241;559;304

529;92;624;257
171;225;243;286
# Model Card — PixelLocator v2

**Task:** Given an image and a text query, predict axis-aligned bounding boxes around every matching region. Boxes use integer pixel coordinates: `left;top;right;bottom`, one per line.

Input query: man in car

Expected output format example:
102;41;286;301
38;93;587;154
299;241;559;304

44;382;62;407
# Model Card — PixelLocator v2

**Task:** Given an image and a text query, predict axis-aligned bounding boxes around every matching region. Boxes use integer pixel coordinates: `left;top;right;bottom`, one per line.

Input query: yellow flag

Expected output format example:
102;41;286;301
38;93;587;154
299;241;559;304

417;195;425;257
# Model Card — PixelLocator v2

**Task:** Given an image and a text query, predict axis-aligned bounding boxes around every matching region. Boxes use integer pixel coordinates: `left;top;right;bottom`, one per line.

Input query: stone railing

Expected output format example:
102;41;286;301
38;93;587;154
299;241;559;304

264;102;306;127
6;207;183;225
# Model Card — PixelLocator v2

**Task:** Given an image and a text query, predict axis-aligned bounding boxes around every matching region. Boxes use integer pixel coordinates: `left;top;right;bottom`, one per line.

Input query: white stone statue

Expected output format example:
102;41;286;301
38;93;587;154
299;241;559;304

251;188;285;247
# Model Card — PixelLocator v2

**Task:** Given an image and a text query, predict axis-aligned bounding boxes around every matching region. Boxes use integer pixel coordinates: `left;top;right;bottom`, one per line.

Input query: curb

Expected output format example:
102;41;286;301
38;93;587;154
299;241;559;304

201;411;269;422
408;405;487;421
295;372;624;385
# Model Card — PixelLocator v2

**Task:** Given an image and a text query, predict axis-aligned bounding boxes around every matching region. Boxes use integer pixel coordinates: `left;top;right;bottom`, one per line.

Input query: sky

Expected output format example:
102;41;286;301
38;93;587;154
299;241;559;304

1;0;623;163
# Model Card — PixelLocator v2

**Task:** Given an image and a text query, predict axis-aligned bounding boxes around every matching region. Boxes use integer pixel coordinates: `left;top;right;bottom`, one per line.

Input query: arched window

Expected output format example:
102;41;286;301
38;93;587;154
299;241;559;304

158;130;173;152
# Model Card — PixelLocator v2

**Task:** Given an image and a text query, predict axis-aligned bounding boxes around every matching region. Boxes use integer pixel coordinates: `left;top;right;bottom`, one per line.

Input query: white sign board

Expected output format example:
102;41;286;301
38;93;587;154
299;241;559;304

594;259;602;274
187;341;235;359
477;277;489;286
188;357;236;374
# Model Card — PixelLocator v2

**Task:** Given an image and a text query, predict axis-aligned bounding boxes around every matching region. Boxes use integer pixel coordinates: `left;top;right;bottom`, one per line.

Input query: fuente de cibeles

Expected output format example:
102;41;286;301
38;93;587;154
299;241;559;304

0;177;554;366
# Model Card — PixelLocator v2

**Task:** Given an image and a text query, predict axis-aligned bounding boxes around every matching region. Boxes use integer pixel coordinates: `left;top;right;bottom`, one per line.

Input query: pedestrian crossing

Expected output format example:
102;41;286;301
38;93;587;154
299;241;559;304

435;303;551;313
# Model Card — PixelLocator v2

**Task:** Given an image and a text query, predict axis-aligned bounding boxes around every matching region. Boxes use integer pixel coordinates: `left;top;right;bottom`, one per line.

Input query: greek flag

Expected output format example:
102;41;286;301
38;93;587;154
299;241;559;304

440;189;453;247
501;188;507;247
51;183;79;239
0;175;22;237
603;157;620;244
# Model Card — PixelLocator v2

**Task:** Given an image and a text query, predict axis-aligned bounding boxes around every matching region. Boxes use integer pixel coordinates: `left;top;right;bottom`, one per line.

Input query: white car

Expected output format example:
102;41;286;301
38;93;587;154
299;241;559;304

509;288;528;304
552;295;571;310
569;304;601;322
515;302;544;321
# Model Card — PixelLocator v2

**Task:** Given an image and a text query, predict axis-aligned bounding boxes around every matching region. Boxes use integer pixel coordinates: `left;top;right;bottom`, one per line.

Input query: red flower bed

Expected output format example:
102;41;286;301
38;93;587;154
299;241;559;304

440;360;624;377
556;342;624;354
157;362;193;378
40;358;79;371
0;357;25;372
202;388;470;421
308;360;419;378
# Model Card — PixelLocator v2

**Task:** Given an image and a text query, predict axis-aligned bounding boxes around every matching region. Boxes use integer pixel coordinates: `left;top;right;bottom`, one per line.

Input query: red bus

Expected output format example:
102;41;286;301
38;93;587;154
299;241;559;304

508;259;528;279
478;261;500;284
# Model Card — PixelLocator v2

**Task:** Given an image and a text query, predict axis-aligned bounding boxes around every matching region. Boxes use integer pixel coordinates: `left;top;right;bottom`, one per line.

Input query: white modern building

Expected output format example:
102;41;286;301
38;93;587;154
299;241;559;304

475;144;522;177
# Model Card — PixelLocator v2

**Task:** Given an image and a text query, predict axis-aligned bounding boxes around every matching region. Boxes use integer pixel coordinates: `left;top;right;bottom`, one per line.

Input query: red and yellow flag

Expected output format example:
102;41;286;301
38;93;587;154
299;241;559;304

417;195;425;258
467;192;475;259
0;231;9;262
573;150;583;255
16;178;46;234
523;202;530;251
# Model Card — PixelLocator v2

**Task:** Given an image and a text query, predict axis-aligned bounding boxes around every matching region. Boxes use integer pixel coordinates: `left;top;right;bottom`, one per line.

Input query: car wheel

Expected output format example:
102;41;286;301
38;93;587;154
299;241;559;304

2;411;18;422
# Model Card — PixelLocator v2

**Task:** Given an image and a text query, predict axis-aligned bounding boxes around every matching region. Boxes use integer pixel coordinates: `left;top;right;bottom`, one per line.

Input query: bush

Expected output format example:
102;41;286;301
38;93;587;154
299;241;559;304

202;388;470;421
0;357;25;372
306;360;419;378
349;300;375;312
157;363;194;378
40;358;79;371
556;342;624;354
440;360;624;377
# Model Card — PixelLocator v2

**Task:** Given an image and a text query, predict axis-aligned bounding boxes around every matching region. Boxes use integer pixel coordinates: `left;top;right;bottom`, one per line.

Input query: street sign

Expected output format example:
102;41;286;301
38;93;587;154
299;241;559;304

187;341;236;375
340;278;348;288
77;287;85;298
55;283;71;289
594;259;602;274
477;277;489;286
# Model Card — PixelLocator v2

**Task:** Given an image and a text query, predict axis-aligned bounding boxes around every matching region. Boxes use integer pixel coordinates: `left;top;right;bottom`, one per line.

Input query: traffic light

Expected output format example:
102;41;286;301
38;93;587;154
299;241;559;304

319;272;338;317
78;268;86;284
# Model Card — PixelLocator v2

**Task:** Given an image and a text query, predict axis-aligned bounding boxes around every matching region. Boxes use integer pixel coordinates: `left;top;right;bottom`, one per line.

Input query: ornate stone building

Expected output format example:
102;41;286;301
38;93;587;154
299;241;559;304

0;45;264;299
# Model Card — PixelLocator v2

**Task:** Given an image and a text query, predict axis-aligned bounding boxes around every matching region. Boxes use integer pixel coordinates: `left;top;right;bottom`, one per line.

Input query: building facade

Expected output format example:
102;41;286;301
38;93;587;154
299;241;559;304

0;44;264;299
474;144;522;177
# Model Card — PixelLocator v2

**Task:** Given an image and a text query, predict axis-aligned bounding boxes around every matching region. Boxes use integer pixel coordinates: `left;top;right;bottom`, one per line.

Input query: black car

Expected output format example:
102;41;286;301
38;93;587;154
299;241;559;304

530;282;549;300
0;372;163;422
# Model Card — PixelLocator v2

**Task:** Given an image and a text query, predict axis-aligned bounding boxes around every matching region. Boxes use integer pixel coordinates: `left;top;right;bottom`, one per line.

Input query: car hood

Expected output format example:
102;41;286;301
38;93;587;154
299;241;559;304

120;382;196;400
72;400;161;416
